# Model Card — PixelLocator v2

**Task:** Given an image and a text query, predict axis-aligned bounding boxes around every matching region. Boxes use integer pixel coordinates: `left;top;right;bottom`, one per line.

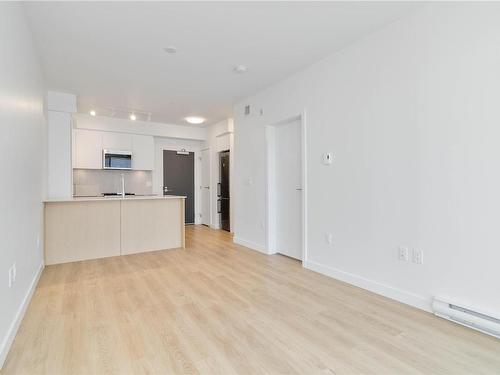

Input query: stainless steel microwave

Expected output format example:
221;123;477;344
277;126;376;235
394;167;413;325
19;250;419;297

103;150;132;169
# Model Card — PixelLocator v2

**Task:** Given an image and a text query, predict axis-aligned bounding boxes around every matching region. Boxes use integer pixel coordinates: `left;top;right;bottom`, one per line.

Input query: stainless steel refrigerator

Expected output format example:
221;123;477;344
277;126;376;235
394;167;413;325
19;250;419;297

218;151;230;231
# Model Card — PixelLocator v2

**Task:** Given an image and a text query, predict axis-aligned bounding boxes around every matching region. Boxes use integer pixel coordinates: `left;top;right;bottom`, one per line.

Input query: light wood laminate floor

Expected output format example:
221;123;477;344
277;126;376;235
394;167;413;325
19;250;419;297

2;225;499;374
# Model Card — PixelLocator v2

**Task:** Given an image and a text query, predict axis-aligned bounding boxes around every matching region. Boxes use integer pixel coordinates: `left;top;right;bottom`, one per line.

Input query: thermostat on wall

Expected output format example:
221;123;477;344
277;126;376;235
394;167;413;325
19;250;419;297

323;152;333;165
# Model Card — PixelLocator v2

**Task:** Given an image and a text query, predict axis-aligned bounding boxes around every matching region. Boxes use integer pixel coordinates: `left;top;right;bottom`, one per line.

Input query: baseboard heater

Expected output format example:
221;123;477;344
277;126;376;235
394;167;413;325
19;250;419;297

432;297;500;339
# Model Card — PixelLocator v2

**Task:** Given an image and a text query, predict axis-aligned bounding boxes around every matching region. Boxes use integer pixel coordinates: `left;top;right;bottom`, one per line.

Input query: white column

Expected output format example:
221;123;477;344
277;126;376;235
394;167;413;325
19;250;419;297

47;91;76;199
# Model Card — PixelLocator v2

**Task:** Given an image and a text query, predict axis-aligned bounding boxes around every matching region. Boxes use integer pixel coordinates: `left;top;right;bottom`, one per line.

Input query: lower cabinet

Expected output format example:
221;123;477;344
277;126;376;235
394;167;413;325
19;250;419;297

45;201;121;265
120;199;184;255
44;198;185;265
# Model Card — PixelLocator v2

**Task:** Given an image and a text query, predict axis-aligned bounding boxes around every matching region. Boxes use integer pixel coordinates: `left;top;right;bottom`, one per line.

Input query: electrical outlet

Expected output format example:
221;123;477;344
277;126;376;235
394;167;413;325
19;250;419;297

412;249;423;264
325;233;333;245
398;246;409;262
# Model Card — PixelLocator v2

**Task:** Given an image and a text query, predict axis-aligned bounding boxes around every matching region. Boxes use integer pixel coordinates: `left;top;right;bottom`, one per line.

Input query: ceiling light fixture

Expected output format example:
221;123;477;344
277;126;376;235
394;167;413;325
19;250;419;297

130;114;137;121
233;64;248;74
163;46;178;54
90;110;96;116
185;116;205;125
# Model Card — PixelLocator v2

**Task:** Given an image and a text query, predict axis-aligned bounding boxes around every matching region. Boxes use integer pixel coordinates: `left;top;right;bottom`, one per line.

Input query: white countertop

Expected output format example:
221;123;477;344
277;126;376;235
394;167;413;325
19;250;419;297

44;195;186;203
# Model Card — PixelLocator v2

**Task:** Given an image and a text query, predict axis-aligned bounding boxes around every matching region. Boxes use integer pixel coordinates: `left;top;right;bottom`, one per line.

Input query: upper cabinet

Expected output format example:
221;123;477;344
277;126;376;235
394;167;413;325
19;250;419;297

73;129;154;170
102;132;132;151
73;129;102;169
132;135;154;170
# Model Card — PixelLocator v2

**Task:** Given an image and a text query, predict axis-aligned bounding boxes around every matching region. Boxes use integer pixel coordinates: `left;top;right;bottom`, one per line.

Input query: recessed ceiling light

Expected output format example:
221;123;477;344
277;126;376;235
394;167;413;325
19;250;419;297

130;114;137;121
185;116;205;125
233;64;248;74
90;110;96;116
163;46;178;54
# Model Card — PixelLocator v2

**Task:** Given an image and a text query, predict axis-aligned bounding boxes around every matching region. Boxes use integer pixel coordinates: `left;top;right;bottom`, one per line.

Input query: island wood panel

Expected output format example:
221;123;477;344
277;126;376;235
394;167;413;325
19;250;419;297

181;198;185;248
120;198;184;255
44;200;121;265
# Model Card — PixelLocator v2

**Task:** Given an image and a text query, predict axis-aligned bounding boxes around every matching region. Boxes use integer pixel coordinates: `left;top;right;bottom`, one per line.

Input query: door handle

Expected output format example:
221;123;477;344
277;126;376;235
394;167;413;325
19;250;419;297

164;186;173;193
217;199;222;213
296;188;303;191
217;183;221;197
203;186;210;189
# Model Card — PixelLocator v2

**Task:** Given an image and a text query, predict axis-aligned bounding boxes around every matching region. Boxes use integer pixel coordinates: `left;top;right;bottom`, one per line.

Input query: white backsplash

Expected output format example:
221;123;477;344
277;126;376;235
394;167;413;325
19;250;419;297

73;169;153;196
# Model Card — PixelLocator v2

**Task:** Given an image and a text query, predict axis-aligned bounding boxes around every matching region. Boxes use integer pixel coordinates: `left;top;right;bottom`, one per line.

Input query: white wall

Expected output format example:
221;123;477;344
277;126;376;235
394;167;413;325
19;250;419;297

234;3;500;315
74;113;206;141
203;119;234;230
154;137;204;224
0;3;46;367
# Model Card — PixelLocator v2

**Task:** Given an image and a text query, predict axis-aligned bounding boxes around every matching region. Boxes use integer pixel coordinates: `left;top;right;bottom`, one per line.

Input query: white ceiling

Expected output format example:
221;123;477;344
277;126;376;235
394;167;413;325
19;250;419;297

25;2;419;125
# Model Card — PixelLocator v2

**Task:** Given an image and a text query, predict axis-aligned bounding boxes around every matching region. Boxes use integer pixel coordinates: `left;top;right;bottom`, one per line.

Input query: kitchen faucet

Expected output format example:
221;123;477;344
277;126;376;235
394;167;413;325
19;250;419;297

120;173;125;197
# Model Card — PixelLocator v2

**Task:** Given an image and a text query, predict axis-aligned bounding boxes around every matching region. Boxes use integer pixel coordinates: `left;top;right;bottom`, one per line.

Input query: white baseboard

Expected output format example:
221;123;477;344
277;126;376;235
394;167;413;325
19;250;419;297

304;260;432;313
233;236;270;254
0;261;44;369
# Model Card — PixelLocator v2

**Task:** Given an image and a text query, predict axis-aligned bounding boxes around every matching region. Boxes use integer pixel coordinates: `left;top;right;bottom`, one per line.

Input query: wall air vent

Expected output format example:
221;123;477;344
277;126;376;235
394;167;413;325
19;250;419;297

432;297;500;339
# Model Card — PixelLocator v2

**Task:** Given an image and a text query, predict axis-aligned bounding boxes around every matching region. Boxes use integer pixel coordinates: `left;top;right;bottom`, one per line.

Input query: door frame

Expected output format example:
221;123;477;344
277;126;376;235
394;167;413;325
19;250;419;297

265;110;308;262
200;147;211;226
218;149;231;232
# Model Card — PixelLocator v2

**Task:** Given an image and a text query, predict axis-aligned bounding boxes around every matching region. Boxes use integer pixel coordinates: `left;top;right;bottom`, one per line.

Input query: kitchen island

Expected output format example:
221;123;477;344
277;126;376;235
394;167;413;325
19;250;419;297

44;195;185;265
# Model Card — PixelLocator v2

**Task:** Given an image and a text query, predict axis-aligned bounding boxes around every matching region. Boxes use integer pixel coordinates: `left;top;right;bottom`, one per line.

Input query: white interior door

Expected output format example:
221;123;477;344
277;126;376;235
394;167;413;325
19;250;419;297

274;119;302;260
201;149;211;226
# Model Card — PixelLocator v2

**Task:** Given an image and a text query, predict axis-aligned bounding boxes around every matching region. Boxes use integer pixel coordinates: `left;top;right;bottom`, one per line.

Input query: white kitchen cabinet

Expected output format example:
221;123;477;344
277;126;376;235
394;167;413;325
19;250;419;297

102;132;132;151
132;134;154;170
73;129;154;171
73;129;102;169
